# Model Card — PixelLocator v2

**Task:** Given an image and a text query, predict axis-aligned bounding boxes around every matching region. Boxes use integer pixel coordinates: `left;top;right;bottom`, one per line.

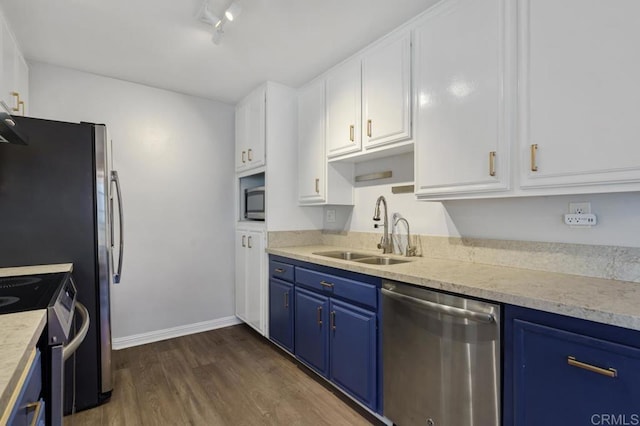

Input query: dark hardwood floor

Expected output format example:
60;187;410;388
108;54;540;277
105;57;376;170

64;325;376;425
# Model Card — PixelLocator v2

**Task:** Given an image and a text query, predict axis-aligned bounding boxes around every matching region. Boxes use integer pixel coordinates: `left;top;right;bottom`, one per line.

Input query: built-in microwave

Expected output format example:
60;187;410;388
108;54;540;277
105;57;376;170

244;186;265;220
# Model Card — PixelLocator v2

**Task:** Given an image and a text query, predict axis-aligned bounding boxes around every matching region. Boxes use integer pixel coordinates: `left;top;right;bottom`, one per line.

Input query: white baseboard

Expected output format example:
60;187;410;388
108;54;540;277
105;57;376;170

112;316;243;350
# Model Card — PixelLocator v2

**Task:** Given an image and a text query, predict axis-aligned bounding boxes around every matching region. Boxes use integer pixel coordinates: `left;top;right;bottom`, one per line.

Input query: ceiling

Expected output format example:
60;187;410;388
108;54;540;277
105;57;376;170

1;0;440;104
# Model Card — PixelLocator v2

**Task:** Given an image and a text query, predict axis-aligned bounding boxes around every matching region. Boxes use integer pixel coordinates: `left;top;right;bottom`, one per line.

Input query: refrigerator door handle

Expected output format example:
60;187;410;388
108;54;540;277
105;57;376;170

110;170;124;284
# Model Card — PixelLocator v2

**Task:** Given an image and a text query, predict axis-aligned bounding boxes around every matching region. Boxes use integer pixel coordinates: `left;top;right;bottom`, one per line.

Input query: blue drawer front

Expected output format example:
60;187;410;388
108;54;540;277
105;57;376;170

513;319;640;426
269;260;294;282
295;267;377;309
8;349;42;426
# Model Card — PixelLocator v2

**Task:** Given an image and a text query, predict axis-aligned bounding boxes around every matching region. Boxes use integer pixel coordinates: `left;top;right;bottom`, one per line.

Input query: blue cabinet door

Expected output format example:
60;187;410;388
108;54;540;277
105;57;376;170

513;319;640;426
269;278;294;352
329;299;377;411
294;287;330;376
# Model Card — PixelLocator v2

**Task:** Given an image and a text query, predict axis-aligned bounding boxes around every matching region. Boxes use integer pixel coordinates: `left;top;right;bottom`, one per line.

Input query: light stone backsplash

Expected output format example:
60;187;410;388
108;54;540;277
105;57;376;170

268;230;640;283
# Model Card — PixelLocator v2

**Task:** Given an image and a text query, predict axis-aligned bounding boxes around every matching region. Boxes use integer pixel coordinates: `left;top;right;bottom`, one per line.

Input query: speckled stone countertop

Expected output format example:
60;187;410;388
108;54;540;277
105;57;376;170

0;263;73;419
0;310;47;420
267;245;640;331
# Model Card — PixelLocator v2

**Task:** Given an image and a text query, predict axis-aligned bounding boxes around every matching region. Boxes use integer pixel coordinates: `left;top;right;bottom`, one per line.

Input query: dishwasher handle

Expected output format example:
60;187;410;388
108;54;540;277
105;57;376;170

381;288;495;324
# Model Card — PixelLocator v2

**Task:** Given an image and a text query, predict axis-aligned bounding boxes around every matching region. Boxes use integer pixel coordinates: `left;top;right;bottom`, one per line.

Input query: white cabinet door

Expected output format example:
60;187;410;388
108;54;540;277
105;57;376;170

518;0;640;190
298;79;326;204
414;0;511;198
326;58;362;158
235;86;266;172
362;31;412;149
234;230;247;323
244;229;265;334
0;20;17;114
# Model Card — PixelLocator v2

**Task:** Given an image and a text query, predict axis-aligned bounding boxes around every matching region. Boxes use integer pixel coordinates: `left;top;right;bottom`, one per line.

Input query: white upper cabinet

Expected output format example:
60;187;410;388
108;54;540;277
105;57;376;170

518;0;640;192
297;78;354;206
235;85;266;172
298;79;327;203
414;0;512;199
362;31;412;150
0;12;28;116
326;58;362;159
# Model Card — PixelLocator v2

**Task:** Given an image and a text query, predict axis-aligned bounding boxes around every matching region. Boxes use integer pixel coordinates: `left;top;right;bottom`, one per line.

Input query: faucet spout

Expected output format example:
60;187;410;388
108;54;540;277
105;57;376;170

394;217;417;257
373;196;392;254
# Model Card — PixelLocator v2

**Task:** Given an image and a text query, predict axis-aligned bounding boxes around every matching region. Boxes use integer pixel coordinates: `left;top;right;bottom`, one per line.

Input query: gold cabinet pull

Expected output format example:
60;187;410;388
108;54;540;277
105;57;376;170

317;306;323;326
284;292;289;309
530;144;538;172
26;401;43;426
241;235;246;247
349;125;355;142
367;119;372;137
315;178;320;194
10;92;20;112
330;311;336;330
567;356;617;378
18;101;25;116
489;151;496;177
274;268;285;273
320;280;334;289
247;236;252;248
248;148;253;161
242;150;246;163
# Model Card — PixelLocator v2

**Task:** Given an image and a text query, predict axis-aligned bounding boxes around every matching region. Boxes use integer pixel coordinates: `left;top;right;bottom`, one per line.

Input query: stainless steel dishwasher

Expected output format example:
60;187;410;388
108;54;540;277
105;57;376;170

382;280;500;426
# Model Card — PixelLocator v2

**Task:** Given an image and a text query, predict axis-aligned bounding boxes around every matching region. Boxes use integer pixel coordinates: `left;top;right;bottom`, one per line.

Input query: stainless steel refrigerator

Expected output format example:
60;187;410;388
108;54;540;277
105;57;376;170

0;116;124;413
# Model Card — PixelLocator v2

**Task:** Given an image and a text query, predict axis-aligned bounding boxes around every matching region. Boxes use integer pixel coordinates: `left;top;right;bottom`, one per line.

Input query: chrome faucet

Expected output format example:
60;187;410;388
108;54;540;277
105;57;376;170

394;217;417;257
373;196;393;254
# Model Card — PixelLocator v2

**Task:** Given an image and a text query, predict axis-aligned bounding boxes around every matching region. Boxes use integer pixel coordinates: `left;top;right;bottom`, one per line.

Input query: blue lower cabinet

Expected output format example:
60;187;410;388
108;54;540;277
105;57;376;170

294;287;329;376
269;278;294;352
330;299;377;411
513;320;640;426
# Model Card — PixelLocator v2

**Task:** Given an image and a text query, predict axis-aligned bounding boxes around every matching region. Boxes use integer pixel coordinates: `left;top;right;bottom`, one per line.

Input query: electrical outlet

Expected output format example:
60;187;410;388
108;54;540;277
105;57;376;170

569;202;591;215
326;209;336;223
564;213;597;226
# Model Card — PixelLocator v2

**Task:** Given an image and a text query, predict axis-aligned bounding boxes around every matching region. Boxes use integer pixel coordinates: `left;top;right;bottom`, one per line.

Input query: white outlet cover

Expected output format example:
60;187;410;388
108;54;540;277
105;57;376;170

326;209;336;223
569;202;591;215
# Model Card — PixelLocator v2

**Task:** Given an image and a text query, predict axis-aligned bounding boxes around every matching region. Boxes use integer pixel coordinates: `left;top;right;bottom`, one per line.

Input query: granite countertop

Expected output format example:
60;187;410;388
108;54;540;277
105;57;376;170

267;245;640;331
0;263;73;419
0;310;47;420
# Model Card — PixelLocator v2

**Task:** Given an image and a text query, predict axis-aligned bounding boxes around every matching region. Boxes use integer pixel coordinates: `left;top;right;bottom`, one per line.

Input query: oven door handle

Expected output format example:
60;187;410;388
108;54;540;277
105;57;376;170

63;302;90;361
381;288;495;324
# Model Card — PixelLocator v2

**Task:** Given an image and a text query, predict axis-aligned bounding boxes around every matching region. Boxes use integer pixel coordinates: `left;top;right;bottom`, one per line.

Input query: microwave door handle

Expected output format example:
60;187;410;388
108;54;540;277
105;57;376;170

110;170;124;284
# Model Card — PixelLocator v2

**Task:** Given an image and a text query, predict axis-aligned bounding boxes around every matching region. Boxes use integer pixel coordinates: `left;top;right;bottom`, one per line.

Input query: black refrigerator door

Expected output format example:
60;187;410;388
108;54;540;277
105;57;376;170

0;117;106;412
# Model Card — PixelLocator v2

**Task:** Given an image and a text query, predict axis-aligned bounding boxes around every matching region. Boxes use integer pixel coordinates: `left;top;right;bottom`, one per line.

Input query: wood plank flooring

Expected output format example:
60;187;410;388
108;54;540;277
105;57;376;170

64;324;377;426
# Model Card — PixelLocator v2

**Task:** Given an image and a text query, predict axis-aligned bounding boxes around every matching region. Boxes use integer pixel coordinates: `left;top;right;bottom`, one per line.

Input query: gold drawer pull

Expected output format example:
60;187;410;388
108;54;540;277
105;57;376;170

349;125;354;142
331;311;336;330
284;292;289;308
247;236;252;249
248;148;253;161
567;356;617;378
367;119;372;137
530;144;538;172
317;306;323;326
274;268;285;273
489;151;496;177
242;150;246;163
315;178;320;194
241;235;246;247
320;280;334;288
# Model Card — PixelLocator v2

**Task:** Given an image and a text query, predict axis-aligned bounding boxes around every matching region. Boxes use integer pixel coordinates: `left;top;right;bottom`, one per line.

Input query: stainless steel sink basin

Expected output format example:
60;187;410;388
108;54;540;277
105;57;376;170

354;257;411;265
313;251;373;260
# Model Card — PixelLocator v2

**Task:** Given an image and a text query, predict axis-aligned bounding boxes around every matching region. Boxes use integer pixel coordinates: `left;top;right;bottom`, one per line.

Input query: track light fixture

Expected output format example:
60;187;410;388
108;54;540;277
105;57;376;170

196;0;242;45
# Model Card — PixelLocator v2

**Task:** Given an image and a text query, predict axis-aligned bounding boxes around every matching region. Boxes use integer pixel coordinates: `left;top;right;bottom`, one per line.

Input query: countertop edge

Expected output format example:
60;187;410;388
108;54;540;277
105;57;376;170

267;246;640;332
0;310;47;420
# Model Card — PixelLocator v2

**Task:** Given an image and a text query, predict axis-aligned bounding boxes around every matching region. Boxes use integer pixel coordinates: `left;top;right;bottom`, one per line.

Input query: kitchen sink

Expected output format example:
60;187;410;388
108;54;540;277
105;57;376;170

313;251;373;260
354;257;411;265
313;251;412;266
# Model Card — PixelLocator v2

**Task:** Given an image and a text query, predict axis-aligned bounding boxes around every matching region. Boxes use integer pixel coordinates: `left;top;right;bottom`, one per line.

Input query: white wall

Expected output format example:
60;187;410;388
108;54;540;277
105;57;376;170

326;153;640;248
29;62;237;340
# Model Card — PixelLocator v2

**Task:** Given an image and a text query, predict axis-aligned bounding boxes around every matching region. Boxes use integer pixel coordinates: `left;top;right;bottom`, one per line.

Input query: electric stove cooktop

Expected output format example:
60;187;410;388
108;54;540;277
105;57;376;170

0;272;68;314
